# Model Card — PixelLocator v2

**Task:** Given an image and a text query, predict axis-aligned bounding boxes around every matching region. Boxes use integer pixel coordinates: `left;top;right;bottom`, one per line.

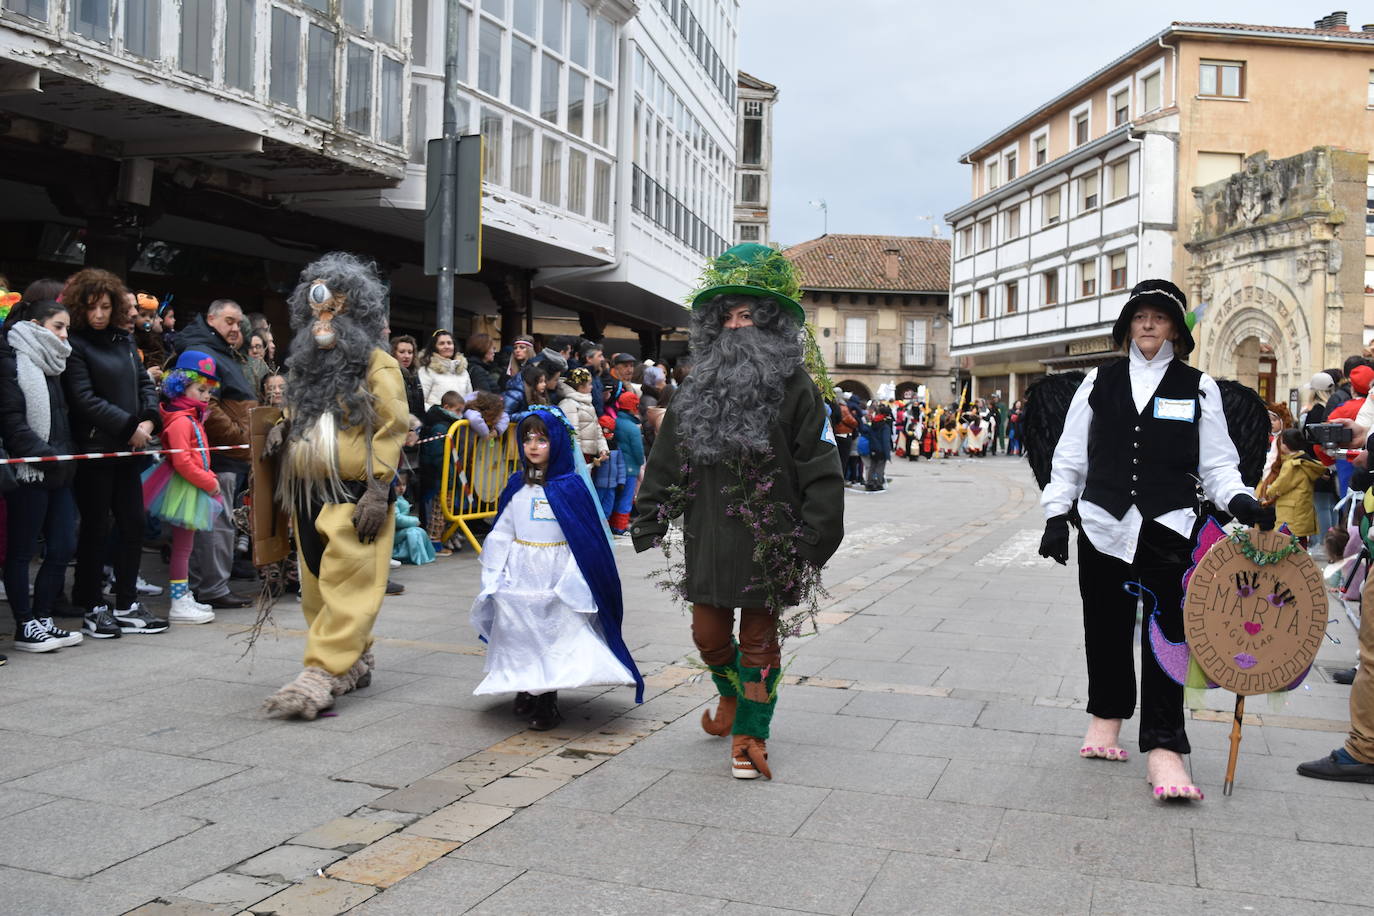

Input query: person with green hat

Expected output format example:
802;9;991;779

631;243;845;780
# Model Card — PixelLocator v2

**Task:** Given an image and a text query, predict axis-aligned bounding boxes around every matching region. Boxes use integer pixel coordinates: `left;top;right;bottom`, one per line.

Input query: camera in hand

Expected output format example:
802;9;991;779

1303;422;1353;451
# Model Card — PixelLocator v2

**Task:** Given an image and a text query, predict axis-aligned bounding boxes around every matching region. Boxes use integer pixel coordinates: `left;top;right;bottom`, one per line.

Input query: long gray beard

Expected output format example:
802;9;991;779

672;325;802;465
285;318;378;438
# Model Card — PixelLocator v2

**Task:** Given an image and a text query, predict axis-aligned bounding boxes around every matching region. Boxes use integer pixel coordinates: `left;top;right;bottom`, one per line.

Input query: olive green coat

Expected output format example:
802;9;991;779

631;368;845;608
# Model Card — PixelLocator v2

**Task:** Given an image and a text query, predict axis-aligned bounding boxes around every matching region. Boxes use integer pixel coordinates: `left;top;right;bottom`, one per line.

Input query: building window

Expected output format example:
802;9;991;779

373;0;397;43
1108;160;1129;201
1200;60;1244;98
381;56;403;145
124;0;158;58
1073;112;1089;147
1002;205;1020;239
70;0;110;42
540;136;561;206
592;83;609;146
977;289;989;320
1141;71;1161;112
593;16;613;80
740;173;761;203
344;42;374;133
958;226;973;258
544;0;563;52
306;25;336;120
741;103;762;165
4;0;47;22
1042;187;1061;226
986;159;999;191
270;9;301;106
1004;281;1018;315
738;224;761;241
510;122;533;195
569;1;588;67
409;83;427;163
568;147;587;213
1042;270;1058;305
977;218;992;251
957;294;970;323
1368;71;1374;108
1033;133;1047;167
180;0;213;77
223;0;255;90
513;0;536;34
1079;172;1099;212
1006;151;1017;181
481;107;503;183
1366;165;1374;236
1079;259;1096;298
567;71;585;135
1112;88;1129;125
540;54;561;123
511;38;535;111
592;159;611;223
478;18;502;95
343;0;364;29
1109;251;1128;290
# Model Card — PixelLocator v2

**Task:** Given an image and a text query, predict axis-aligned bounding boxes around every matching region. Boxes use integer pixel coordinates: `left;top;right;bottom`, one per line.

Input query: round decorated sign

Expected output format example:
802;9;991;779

1182;528;1327;695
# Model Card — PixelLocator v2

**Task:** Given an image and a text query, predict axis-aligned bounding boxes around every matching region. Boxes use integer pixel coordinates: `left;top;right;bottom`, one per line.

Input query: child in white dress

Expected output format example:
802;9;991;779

470;408;642;729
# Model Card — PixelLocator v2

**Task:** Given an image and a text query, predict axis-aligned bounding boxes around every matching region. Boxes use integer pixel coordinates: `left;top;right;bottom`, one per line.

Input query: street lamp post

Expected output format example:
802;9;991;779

808;198;828;236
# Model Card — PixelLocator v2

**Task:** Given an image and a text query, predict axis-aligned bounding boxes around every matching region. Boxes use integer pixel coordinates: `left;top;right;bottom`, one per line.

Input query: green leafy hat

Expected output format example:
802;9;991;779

689;243;805;322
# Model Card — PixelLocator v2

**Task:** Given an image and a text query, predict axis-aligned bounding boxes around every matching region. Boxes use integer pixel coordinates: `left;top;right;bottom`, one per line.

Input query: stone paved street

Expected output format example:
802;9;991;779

1;455;1370;915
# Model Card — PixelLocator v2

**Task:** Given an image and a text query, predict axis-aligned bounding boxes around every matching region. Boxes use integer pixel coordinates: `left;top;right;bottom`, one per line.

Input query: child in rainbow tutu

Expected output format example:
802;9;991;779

142;350;225;624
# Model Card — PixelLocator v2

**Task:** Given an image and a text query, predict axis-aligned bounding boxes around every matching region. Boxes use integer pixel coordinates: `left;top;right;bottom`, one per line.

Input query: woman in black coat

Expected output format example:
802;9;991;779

60;269;161;638
0;299;82;652
464;332;501;394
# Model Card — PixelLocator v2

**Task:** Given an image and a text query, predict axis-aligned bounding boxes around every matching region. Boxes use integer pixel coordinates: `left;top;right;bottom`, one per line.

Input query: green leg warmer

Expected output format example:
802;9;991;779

707;644;741;699
731;664;782;740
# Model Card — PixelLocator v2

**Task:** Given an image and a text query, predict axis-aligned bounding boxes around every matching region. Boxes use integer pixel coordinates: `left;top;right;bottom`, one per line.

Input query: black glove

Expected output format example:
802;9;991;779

1038;514;1070;565
1228;493;1275;531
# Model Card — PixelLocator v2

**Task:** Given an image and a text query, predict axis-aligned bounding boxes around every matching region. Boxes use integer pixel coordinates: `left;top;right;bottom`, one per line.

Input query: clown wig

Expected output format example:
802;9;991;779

161;368;219;400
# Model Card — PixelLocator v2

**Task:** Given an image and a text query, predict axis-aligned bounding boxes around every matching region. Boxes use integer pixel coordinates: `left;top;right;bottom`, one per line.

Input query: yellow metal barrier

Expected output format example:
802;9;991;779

437;419;520;554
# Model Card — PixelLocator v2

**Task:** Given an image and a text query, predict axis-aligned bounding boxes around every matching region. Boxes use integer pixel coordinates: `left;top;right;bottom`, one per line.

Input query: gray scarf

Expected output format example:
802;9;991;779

8;321;71;482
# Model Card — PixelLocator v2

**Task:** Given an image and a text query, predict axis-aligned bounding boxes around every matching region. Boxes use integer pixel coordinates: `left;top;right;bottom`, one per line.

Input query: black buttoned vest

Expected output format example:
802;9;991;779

1082;357;1202;519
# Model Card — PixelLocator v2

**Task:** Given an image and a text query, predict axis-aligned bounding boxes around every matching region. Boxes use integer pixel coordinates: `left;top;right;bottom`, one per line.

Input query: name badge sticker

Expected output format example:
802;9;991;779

1154;397;1196;422
530;498;557;521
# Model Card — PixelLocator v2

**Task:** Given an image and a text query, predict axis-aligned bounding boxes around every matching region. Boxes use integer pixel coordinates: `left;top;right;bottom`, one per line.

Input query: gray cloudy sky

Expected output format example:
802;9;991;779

737;0;1344;246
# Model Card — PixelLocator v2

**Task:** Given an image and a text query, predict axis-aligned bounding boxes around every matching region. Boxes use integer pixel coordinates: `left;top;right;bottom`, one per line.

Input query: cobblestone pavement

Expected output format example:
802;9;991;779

1;456;1370;915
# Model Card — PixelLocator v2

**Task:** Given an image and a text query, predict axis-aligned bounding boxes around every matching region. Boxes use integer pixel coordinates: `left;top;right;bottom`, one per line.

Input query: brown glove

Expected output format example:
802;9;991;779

351;476;391;544
263;420;288;459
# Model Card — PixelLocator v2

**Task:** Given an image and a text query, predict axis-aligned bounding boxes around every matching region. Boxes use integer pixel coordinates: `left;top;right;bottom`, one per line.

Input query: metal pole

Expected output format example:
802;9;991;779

435;0;461;334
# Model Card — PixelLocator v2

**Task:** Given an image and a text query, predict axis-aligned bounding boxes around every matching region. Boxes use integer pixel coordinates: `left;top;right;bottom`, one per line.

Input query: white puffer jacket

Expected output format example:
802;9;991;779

559;389;608;460
419;354;473;409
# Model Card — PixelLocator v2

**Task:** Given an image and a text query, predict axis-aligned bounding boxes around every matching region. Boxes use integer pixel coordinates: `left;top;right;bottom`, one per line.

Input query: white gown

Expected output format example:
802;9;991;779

469;484;635;695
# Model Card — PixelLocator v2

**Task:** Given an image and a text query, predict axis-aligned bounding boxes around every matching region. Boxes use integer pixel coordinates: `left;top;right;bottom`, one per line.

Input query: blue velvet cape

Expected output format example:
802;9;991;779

495;408;644;702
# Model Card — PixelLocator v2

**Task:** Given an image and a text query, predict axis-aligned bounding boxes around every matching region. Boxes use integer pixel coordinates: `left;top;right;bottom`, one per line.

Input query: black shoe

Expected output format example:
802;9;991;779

83;606;122;639
0;652;6;665
113;602;169;634
12;619;61;653
230;558;259;581
385;580;405;596
1297;750;1374;783
38;617;82;648
200;592;252;609
1333;667;1358;685
528;691;562;731
512;691;535;716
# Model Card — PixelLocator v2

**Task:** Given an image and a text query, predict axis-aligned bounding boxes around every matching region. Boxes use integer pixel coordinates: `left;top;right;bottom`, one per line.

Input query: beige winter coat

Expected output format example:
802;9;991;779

559;389;608;460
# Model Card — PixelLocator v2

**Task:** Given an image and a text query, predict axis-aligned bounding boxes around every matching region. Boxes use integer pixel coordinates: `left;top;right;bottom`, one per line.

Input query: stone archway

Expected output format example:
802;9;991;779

1200;276;1309;397
836;380;871;401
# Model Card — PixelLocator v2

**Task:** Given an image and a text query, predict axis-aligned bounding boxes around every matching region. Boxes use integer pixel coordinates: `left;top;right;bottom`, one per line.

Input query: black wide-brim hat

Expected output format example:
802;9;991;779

1110;279;1194;357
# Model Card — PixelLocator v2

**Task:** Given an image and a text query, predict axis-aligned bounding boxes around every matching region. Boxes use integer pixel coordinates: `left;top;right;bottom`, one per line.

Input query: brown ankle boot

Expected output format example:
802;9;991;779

701;696;737;736
730;734;771;780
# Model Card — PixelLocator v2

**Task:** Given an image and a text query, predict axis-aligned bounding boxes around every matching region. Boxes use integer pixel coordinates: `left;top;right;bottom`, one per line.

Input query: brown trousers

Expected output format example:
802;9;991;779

1348;575;1374;763
691;604;780;669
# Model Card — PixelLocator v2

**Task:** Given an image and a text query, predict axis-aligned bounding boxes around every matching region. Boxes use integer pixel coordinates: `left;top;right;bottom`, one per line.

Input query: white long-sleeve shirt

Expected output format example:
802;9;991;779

1041;341;1250;563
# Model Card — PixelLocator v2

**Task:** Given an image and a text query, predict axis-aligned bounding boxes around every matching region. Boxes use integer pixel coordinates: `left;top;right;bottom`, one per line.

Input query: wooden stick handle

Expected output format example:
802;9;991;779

1223;695;1245;796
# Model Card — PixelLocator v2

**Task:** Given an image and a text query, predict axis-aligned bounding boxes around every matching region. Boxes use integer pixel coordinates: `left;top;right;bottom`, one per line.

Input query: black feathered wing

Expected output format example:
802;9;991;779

1020;371;1086;490
1211;379;1269;488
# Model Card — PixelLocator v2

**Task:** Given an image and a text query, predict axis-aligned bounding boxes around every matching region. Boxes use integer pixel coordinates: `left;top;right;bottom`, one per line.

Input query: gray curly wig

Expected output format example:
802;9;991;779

284;252;389;436
670;294;803;464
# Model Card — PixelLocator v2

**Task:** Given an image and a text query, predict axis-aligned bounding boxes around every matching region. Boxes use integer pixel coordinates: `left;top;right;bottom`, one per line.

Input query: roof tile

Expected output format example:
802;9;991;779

783;234;950;293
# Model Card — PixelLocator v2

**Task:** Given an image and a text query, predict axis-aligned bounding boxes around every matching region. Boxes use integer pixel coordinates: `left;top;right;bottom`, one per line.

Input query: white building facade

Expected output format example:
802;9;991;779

945;48;1180;400
733;70;776;245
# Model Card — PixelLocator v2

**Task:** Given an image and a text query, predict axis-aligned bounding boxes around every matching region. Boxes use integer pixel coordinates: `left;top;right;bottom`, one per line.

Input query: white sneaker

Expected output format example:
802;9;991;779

168;594;215;624
389;559;401;568
136;576;163;597
102;572;164;598
38;618;82;648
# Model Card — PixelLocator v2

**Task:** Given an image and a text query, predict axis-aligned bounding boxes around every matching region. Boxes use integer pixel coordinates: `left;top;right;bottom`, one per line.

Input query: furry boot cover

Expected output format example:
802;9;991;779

700;645;740;737
332;649;377;697
358;649;375;689
731;664;781;740
263;667;337;720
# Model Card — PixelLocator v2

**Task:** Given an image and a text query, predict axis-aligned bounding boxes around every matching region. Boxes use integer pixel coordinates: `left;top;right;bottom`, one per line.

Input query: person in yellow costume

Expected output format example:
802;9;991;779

262;253;409;719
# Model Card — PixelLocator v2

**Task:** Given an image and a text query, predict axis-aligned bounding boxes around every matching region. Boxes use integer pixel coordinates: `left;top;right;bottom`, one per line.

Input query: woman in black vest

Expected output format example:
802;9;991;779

1037;279;1273;802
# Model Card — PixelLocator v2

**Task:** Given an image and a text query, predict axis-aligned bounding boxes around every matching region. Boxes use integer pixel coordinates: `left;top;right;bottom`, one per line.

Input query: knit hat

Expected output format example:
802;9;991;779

597;415;616;436
1110;279;1194;357
173;349;219;381
616;390;640;413
1351;365;1374;396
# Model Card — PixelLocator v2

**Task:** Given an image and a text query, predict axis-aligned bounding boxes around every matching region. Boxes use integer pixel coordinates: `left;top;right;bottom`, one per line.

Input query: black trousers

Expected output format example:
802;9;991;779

73;458;145;611
1077;521;1191;754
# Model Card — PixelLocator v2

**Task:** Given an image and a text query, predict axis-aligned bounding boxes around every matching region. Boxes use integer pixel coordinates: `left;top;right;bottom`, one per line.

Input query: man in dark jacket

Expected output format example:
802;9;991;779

174;299;258;608
632;243;844;781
